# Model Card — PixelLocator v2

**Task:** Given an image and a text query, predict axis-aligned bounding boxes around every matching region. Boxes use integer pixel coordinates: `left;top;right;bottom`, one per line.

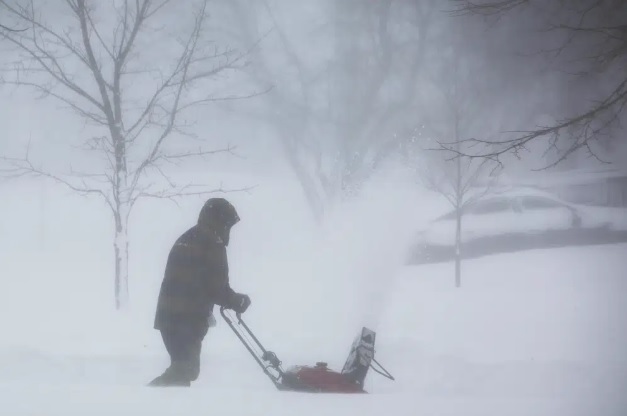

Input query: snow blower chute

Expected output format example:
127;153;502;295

219;307;394;393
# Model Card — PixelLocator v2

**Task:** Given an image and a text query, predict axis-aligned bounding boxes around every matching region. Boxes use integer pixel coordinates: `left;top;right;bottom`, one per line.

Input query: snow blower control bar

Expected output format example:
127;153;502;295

219;307;394;393
219;307;285;389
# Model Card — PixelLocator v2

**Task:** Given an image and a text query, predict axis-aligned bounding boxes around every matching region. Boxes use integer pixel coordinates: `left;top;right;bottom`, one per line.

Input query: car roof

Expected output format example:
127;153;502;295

471;187;570;205
433;187;573;221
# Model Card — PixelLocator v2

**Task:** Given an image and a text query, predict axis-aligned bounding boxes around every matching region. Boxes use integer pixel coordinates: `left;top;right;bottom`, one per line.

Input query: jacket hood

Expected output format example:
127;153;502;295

198;198;240;246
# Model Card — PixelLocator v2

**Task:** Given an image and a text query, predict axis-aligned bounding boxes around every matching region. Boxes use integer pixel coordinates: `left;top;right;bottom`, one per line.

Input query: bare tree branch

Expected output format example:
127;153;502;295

444;76;627;168
0;1;106;111
448;0;528;16
2;79;109;125
446;0;627;168
0;22;26;32
130;182;257;208
1;148;115;212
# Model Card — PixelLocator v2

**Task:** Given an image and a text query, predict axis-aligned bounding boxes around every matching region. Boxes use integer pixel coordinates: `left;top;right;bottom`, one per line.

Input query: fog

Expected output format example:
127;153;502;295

1;1;626;415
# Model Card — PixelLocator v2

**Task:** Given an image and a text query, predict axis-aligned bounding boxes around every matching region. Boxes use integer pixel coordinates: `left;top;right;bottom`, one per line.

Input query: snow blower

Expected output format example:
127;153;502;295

219;307;395;393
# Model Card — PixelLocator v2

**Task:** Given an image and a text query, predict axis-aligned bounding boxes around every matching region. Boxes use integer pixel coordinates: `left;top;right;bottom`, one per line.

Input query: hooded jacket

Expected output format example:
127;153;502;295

153;224;236;330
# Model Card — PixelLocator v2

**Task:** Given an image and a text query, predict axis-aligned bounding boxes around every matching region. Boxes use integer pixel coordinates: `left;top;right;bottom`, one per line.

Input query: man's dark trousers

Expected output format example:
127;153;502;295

149;323;209;387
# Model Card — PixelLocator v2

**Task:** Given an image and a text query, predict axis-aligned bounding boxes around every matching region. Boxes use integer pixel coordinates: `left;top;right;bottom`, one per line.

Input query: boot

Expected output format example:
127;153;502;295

148;365;191;387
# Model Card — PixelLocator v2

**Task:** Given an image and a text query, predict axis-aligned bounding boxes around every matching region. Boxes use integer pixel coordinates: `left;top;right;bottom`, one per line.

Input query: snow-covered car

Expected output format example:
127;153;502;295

409;187;627;264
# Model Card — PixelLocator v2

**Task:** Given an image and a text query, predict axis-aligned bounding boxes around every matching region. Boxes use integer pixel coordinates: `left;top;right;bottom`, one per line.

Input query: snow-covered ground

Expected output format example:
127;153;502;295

0;171;626;415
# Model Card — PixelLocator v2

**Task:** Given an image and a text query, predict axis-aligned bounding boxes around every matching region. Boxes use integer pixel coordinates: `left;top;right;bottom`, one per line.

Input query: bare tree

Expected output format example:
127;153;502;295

326;1;444;198
403;20;502;287
0;0;254;309
413;133;498;287
221;0;438;222
448;0;627;168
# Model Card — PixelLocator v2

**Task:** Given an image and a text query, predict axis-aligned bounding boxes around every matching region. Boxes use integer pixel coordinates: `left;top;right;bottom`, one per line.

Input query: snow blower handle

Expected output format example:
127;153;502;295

219;306;285;389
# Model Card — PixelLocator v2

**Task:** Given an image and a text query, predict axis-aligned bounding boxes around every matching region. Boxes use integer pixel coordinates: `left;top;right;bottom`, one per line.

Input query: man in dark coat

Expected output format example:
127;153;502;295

148;198;251;387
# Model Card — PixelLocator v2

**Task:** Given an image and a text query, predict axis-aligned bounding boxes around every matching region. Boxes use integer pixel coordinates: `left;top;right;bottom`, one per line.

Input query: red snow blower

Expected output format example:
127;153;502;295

219;307;395;393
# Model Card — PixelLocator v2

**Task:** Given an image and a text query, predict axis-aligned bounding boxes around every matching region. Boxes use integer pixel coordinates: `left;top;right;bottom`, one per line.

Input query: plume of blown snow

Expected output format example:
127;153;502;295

300;169;438;353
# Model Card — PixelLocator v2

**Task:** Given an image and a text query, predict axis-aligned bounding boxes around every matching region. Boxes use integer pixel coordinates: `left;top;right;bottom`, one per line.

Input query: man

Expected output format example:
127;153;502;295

149;198;251;387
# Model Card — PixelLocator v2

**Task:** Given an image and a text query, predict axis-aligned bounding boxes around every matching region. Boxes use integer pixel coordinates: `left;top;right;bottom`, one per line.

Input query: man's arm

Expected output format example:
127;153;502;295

204;245;244;309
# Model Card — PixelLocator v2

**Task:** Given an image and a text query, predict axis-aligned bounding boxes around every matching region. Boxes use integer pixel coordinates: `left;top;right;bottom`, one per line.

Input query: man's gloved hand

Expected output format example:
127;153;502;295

229;293;251;314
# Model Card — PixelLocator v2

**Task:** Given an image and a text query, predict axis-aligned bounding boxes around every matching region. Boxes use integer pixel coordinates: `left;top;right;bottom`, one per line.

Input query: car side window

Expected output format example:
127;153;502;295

467;199;513;214
520;197;564;210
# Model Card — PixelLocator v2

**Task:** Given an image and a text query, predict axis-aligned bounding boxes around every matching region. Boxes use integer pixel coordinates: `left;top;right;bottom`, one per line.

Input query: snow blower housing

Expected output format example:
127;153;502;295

220;307;394;393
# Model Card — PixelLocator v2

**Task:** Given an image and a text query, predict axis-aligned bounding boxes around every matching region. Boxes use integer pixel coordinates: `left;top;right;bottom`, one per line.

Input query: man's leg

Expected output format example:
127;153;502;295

148;327;190;387
149;324;208;386
181;328;204;382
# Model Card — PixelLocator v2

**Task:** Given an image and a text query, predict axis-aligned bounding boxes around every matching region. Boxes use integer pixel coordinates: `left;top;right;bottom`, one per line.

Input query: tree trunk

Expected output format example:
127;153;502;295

279;128;326;223
455;208;462;288
454;116;462;288
113;208;129;310
113;132;129;309
112;118;129;309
